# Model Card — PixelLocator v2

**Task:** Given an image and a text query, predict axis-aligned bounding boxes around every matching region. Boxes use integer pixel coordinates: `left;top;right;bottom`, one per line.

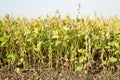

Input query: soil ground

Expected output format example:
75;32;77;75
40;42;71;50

0;68;120;80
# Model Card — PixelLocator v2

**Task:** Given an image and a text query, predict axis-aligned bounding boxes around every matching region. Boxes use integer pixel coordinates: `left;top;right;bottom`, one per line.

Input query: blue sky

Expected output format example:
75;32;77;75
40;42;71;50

0;0;120;18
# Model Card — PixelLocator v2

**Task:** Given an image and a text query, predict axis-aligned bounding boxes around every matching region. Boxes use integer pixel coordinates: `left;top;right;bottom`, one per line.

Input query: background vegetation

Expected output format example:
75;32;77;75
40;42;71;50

0;13;120;73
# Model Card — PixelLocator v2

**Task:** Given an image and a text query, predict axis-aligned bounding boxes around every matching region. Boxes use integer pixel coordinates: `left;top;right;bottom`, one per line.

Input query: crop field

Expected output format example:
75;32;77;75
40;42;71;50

0;14;120;79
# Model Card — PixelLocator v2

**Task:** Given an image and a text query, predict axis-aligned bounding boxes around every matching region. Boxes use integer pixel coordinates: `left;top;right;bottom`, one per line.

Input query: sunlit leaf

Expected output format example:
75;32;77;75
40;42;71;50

76;63;83;71
102;60;109;65
79;56;84;63
5;53;18;62
70;54;74;62
15;68;21;74
109;57;117;63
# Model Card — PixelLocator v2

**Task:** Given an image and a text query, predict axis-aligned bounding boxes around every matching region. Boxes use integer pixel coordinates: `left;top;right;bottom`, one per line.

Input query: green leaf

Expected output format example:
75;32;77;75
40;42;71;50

0;37;5;42
15;68;21;74
55;41;61;46
78;49;85;53
0;21;3;28
43;41;51;47
27;37;33;42
34;77;39;80
63;35;69;41
85;52;91;58
79;56;84;63
37;41;42;47
6;53;18;62
109;57;117;63
70;54;74;62
52;31;59;39
114;51;120;55
35;41;42;51
76;63;83;71
102;60;109;65
111;41;119;49
17;58;24;65
0;37;7;47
